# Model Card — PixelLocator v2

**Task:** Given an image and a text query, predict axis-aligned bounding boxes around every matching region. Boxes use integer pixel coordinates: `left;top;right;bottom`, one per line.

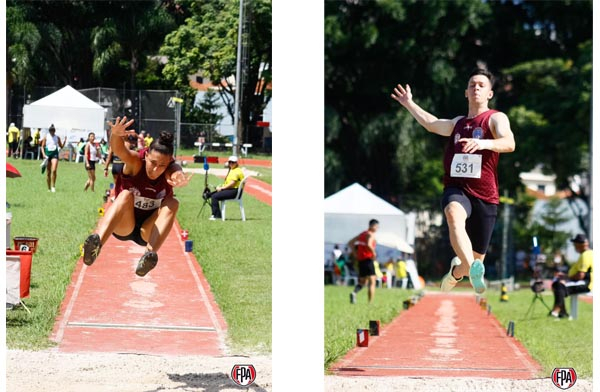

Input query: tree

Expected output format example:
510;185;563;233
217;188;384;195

529;197;572;256
90;1;176;89
325;0;591;212
325;0;492;205
160;0;272;148
6;3;41;90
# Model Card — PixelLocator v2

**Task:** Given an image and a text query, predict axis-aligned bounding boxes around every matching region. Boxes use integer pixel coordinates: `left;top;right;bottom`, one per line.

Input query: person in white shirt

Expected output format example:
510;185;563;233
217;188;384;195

40;124;66;192
84;132;99;192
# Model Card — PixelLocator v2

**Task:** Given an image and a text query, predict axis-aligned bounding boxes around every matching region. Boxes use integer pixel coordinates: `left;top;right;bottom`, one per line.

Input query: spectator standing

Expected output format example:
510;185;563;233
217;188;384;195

8;123;19;157
84;132;99;191
40;124;66;192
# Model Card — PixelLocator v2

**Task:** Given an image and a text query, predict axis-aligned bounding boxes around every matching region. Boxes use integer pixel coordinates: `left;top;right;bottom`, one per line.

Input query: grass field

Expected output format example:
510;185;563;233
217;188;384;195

6;156;272;354
485;287;592;378
324;284;592;378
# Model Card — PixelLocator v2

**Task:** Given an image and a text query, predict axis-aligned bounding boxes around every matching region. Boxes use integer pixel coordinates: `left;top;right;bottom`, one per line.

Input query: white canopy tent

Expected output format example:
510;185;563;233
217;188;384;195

23;85;107;142
324;183;415;254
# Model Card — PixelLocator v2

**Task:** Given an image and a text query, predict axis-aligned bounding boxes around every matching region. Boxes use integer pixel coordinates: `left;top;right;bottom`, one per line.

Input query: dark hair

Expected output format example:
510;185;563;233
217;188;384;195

49;124;56;132
149;131;174;156
469;68;495;88
369;219;379;227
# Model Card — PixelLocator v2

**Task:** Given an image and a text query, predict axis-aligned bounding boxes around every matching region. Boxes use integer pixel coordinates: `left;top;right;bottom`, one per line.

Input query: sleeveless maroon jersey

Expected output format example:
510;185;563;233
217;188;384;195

355;231;376;260
115;157;174;221
443;109;500;204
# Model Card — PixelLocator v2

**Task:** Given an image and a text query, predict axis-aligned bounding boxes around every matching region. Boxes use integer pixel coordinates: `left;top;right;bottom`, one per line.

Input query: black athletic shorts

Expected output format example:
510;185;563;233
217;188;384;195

85;160;97;171
441;187;498;255
358;258;376;278
112;219;147;246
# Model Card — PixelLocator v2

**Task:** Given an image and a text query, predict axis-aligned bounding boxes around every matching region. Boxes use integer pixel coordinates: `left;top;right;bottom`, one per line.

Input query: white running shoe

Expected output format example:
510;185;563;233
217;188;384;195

350;292;356;304
440;257;462;292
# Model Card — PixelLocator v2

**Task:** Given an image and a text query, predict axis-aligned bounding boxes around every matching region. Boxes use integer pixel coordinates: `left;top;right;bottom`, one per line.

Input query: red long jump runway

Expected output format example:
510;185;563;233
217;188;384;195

51;215;227;356
242;177;272;206
330;292;542;379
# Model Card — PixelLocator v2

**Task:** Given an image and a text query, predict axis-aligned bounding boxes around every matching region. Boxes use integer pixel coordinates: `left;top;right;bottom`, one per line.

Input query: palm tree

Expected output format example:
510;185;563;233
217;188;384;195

90;1;175;90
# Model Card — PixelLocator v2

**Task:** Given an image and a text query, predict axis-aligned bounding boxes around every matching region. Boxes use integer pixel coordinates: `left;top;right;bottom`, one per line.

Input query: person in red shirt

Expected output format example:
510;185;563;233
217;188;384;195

391;68;515;294
82;116;192;277
348;219;379;304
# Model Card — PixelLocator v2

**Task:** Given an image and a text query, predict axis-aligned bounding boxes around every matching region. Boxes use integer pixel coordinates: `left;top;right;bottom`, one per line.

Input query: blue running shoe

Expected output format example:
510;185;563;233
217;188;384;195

469;259;486;294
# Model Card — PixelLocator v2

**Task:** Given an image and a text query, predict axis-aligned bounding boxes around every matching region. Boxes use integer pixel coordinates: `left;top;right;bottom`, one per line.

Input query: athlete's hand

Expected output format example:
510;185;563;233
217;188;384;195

459;138;493;154
391;84;413;107
107;116;136;138
167;171;193;187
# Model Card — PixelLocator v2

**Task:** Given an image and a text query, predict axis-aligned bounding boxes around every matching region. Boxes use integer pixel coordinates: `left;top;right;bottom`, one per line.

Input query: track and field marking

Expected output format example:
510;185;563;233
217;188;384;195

339;365;534;373
53;263;88;344
66;322;216;332
176;222;227;350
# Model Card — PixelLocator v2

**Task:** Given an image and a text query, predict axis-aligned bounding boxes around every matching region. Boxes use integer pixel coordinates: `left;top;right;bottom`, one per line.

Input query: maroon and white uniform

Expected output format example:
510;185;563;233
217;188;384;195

443;109;500;204
115;157;174;222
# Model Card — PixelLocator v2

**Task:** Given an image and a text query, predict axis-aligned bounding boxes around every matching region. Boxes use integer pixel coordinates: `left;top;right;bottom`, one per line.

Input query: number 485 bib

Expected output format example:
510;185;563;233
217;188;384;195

450;154;482;179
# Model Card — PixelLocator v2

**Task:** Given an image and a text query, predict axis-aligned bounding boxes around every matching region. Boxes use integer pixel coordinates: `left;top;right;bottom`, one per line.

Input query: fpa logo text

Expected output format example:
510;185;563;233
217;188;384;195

231;364;256;386
552;368;577;390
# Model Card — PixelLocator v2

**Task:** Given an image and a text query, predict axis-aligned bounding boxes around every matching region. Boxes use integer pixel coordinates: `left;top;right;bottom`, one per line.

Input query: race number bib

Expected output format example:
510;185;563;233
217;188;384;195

450;154;482;179
134;195;161;210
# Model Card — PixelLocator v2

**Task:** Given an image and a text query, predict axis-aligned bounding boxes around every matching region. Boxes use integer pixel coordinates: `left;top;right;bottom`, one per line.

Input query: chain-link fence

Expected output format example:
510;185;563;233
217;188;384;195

7;86;271;153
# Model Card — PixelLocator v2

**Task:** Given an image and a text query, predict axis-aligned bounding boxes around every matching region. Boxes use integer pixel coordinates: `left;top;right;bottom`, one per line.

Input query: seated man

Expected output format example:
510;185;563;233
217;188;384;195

550;234;593;318
209;155;245;220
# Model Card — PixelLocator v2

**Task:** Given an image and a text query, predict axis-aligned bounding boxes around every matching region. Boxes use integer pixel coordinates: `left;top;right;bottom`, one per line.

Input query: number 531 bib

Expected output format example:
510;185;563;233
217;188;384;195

450;154;482;179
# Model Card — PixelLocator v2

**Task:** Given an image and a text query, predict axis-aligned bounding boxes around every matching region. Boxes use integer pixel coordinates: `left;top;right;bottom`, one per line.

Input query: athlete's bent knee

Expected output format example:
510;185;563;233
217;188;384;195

444;203;466;226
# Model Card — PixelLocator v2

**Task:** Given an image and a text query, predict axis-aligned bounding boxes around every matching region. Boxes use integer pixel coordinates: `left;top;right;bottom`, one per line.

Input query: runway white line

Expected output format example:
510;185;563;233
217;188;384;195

53;263;87;344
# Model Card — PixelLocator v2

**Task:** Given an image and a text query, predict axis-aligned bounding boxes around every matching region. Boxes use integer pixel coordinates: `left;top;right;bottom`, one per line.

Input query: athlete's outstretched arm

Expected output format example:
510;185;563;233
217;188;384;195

391;83;457;136
165;163;193;188
459;112;515;154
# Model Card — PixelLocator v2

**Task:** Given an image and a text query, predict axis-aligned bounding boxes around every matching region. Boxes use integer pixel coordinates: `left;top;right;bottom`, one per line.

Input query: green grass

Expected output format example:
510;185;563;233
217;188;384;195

485;287;592;378
248;166;272;185
175;174;272;353
7;157;112;349
324;284;592;378
324;285;414;370
6;156;272;354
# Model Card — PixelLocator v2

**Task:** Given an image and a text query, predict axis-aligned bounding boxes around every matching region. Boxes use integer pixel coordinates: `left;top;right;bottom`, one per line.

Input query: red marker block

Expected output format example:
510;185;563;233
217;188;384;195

356;329;369;347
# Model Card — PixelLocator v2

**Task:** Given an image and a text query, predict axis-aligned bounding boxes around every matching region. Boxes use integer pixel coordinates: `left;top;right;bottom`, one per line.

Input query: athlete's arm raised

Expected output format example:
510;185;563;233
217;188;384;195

108;116;140;173
458;112;515;154
391;84;459;137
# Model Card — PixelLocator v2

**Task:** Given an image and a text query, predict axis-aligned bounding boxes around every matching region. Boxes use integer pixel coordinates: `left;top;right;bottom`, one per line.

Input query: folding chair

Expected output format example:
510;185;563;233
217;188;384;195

220;176;249;221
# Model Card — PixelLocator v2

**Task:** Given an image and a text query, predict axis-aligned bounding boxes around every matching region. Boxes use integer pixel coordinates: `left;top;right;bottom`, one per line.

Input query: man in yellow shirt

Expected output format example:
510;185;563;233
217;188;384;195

550;234;593;318
7;123;19;157
144;133;153;148
209;155;244;220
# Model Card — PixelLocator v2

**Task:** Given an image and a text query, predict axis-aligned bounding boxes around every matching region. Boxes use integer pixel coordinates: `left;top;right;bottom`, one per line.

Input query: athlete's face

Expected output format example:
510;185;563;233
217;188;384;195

465;75;493;104
144;150;171;180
